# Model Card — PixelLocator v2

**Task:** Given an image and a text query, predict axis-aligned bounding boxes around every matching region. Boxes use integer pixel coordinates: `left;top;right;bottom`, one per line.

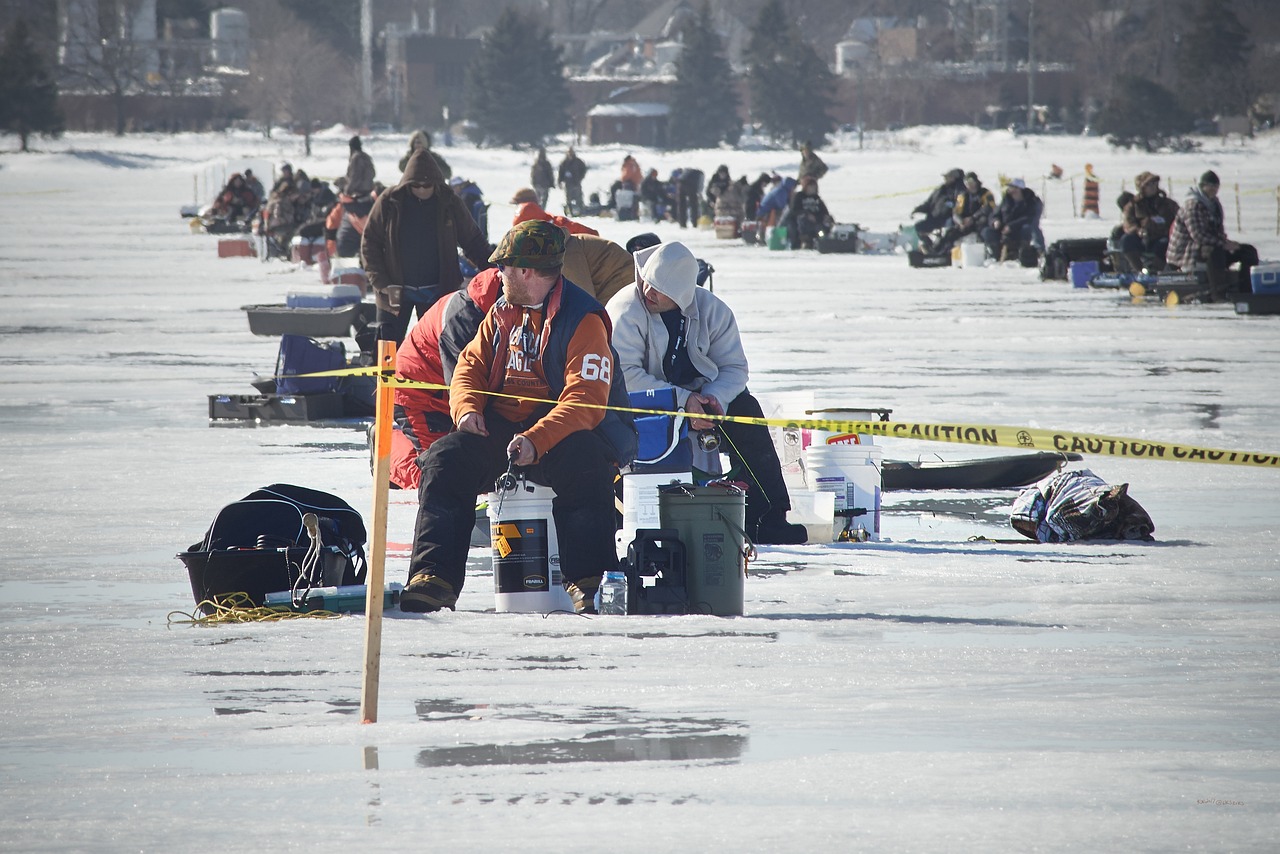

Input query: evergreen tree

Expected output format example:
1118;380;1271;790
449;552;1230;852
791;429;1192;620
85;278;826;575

1176;0;1253;118
667;2;741;150
1095;74;1195;153
464;9;570;148
0;18;64;152
745;0;835;147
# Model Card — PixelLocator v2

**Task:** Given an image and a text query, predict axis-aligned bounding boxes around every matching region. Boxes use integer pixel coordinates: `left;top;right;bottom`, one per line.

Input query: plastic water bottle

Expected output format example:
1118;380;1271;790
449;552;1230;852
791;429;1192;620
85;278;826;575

596;570;629;615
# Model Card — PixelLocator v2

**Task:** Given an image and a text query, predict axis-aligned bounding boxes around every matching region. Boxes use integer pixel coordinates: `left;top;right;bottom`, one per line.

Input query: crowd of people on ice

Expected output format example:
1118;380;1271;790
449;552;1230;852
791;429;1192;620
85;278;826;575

906;164;1258;298
197;125;1265;611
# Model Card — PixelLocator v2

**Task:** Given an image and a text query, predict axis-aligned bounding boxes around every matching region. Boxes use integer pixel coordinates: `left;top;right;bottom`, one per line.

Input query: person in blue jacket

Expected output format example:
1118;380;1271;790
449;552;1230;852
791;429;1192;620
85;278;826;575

752;174;795;245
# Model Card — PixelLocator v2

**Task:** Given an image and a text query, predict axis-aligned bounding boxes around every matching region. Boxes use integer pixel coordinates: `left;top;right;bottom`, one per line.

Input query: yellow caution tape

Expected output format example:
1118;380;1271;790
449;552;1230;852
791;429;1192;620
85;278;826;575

268;367;1280;468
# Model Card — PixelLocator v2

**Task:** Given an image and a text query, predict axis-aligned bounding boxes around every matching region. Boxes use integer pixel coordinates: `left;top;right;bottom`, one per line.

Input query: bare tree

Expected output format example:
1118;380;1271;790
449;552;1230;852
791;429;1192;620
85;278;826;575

240;0;357;154
58;0;154;135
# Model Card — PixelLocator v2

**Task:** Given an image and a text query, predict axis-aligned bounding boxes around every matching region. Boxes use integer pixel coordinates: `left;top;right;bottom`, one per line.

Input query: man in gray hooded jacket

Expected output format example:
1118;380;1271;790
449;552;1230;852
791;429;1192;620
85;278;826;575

606;241;805;545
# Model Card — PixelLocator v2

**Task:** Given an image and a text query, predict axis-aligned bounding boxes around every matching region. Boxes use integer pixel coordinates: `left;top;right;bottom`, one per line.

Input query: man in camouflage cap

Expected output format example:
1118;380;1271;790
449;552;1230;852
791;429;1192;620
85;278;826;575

400;220;637;615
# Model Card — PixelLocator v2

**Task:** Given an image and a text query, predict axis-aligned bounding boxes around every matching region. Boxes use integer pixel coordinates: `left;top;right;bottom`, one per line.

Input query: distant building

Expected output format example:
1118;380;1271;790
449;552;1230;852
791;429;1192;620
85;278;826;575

385;31;480;132
586;102;670;146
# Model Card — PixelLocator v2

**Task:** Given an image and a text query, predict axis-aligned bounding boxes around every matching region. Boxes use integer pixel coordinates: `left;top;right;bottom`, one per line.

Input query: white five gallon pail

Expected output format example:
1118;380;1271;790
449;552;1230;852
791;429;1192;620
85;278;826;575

617;470;692;560
488;483;573;613
804;443;883;540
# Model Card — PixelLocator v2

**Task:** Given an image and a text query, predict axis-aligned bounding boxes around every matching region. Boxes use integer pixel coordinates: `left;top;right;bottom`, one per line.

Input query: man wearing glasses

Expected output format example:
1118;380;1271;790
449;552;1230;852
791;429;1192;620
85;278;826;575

400;220;637;614
361;149;492;344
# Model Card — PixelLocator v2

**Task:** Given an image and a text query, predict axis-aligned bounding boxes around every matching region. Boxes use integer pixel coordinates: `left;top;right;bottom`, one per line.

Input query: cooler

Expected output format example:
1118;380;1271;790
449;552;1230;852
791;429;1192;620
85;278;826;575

286;284;363;309
1251;263;1280;295
1069;260;1100;288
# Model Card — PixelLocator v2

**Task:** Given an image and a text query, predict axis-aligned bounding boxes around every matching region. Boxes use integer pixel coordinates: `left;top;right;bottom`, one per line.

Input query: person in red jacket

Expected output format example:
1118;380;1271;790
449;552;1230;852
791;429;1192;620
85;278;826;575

390;269;502;490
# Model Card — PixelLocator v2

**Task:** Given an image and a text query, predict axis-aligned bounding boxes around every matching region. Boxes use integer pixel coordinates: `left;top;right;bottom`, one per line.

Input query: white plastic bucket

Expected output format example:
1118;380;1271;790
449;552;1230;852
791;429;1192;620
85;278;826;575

805;408;881;446
958;240;986;268
804;444;883;540
488;483;573;613
786;489;838;544
617;471;691;560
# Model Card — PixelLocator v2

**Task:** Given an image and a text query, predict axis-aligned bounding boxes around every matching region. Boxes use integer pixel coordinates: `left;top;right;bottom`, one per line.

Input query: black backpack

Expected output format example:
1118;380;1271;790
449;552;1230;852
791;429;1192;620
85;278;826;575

178;484;367;609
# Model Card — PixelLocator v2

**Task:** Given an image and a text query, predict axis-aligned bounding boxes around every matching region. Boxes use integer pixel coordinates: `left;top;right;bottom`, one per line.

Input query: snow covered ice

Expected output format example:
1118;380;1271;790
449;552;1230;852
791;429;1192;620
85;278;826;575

2;125;1279;850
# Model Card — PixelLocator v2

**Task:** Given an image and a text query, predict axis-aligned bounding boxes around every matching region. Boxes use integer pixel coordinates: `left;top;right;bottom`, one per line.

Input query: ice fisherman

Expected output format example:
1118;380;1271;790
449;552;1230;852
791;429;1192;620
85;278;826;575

606;241;806;545
399;220;637;614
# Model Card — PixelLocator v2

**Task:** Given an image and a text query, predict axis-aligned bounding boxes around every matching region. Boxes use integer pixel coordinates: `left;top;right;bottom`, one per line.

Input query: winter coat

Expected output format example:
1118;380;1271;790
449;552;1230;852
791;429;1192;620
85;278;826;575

745;177;771;219
715;180;748;220
914;180;962;219
788;187;832;229
360;149;491;301
756;178;796;221
562;235;636;305
954;185;996;228
558;153;587;185
345;149;376;197
799;148;828;181
1123;191;1180;241
396;267;502;423
620;156;642;189
531;156;554;191
992;188;1041;234
1166;186;1227;270
605;242;749;411
706;168;731;205
452;278;636;465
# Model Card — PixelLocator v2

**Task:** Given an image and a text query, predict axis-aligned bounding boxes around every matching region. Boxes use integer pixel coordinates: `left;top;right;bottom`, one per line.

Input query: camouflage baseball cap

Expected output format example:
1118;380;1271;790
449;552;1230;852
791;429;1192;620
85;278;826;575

489;220;565;269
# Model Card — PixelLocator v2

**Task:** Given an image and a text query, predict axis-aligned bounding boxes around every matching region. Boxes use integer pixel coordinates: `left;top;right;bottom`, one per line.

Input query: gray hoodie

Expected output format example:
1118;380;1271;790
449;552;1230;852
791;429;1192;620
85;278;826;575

604;242;749;409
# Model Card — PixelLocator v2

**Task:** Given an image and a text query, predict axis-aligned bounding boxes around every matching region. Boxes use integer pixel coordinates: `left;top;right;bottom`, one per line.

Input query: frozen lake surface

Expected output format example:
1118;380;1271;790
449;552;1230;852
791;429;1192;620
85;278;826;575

1;126;1278;851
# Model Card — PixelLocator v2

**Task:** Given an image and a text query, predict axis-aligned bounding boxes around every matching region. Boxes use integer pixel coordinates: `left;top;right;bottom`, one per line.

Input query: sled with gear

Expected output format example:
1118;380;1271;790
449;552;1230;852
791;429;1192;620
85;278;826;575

908;248;952;268
1234;294;1280;315
1087;269;1210;303
816;223;860;254
209;331;375;425
1040;237;1112;281
241;284;373;339
176;484;368;613
881;451;1083;491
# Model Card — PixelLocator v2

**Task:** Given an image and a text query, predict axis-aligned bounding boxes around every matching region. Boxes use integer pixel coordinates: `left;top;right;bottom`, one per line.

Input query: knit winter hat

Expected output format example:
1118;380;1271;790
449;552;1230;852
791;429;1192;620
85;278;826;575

1199;170;1221;186
489;220;565;269
1134;171;1159;190
509;187;539;204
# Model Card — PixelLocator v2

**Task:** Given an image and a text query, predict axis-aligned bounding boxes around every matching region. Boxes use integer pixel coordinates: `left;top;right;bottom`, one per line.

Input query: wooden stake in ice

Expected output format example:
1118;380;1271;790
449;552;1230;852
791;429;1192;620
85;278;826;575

361;340;396;724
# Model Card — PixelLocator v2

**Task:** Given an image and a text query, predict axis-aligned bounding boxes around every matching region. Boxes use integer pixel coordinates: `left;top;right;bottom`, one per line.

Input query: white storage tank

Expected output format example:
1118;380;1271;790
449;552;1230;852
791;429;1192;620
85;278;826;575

211;7;250;68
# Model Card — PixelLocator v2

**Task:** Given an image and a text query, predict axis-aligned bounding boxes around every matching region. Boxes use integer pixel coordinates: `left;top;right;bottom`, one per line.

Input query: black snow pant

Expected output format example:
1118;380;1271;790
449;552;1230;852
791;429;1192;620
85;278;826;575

409;412;619;594
375;285;445;345
1205;243;1259;298
713;390;792;537
677;188;701;228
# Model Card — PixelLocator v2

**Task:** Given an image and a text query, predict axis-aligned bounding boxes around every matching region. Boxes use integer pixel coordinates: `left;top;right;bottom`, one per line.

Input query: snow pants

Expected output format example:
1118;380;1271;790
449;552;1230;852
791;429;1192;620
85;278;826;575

409;413;618;594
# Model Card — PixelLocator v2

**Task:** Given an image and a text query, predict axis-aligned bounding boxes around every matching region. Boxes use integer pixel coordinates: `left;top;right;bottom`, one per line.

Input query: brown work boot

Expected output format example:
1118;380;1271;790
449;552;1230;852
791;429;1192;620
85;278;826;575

400;573;458;613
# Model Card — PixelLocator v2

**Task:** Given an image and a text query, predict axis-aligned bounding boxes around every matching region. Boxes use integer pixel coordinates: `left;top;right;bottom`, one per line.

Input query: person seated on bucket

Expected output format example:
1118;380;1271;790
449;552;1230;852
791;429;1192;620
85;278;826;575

605;241;807;546
982;178;1042;262
399;220;637;615
1165;170;1259;301
1119;171;1179;273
